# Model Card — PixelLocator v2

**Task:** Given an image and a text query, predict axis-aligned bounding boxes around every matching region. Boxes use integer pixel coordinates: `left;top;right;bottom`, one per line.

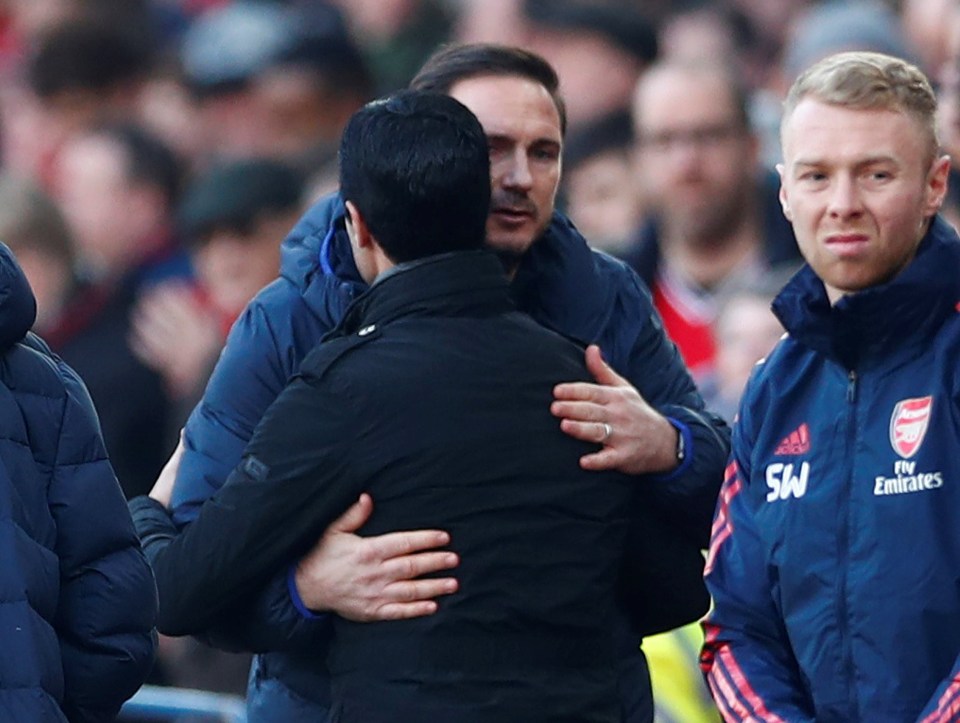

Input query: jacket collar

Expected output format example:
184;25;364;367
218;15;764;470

511;212;616;344
279;192;365;328
336;250;512;336
0;242;36;350
772;215;960;367
288;194;611;344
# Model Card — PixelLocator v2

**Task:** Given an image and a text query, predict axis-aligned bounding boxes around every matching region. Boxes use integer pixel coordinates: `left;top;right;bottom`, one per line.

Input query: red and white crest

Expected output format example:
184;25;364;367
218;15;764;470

889;396;933;458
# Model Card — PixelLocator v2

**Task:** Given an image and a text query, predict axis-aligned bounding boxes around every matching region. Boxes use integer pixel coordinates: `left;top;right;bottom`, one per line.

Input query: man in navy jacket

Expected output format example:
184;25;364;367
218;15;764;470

135;89;661;723
0;242;157;721
702;51;960;721
153;44;728;722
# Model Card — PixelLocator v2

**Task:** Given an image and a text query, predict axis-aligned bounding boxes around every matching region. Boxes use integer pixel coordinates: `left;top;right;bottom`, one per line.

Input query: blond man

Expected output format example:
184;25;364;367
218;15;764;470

701;51;958;722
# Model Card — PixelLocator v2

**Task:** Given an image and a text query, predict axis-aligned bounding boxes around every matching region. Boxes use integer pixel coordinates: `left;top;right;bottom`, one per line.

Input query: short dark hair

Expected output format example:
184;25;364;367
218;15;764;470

410;43;567;135
28;20;153;99
88;122;183;207
563;108;634;171
339;91;490;263
178;158;304;242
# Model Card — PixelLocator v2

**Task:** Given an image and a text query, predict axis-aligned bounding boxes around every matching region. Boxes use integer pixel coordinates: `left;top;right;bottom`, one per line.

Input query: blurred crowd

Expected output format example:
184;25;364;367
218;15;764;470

1;0;957;717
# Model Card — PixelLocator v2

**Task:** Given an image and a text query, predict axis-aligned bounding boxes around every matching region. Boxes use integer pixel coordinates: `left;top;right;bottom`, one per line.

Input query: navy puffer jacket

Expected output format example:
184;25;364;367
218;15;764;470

0;243;157;722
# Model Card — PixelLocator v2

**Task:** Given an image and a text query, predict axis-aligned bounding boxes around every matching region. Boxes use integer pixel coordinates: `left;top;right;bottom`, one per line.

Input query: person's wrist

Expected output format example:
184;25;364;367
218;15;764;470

287;564;327;619
651;417;693;481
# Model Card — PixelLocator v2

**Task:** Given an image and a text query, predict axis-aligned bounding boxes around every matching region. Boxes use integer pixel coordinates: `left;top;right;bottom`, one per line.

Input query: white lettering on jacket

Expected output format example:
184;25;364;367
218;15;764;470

766;462;810;502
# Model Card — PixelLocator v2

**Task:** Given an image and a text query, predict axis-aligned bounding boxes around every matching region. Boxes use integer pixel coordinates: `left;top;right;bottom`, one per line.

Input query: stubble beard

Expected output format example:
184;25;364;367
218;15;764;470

671;181;753;250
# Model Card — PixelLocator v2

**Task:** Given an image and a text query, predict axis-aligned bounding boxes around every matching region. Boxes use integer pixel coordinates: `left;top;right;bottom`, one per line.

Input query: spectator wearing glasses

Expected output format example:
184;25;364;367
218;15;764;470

625;58;800;382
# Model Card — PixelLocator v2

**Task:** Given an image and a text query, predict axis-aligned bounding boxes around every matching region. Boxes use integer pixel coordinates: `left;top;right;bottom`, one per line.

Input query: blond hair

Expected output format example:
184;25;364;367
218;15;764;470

782;51;939;162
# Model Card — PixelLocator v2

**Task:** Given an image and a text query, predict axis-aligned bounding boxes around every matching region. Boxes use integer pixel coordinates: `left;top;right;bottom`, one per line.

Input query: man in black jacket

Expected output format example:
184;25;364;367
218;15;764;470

135;91;647;722
145;45;721;722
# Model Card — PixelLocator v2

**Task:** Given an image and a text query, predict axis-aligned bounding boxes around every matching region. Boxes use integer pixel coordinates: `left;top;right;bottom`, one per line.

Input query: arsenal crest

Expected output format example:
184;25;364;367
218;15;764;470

889;396;933;458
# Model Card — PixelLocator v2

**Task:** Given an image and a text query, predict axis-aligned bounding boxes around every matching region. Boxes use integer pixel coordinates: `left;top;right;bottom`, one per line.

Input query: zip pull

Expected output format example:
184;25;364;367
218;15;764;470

846;370;857;403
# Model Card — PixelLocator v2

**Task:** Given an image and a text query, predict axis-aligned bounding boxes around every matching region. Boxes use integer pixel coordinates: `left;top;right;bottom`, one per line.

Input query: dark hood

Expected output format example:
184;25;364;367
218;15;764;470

0;242;36;350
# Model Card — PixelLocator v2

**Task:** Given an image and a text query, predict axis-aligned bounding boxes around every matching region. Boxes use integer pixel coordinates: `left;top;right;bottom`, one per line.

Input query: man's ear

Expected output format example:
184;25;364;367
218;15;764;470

776;163;793;221
922;155;952;218
345;200;373;249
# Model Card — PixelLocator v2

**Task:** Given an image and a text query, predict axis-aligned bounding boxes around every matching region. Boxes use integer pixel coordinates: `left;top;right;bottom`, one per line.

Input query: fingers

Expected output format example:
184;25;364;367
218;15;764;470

364;577;459;621
552;348;627;402
559;418;612;445
584;344;628;387
367;528;452;559
328;493;374;534
552;381;608;403
578;447;622;472
382;550;460;581
371;600;439;621
386;576;459;603
550;399;605;422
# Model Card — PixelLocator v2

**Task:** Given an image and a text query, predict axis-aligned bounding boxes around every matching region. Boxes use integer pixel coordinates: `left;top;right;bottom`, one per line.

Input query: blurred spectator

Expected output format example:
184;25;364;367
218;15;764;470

745;0;916;168
658;1;768;92
659;2;740;66
178;0;372;168
46;121;188;499
522;0;658;131
779;0;915;89
251;30;375;173
53;122;184;281
0;0;154;70
900;0;956;76
454;0;528;46
326;0;453;93
178;0;300;162
560;108;644;257
938;0;960;229
657;1;789;171
626;59;799;381
0;173;77;331
726;0;812;70
8;14;155;186
700;271;794;423
131;157;305;424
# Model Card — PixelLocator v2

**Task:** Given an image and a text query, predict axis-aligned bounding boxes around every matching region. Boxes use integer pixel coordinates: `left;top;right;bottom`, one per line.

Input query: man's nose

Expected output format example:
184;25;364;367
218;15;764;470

503;149;533;190
827;175;864;219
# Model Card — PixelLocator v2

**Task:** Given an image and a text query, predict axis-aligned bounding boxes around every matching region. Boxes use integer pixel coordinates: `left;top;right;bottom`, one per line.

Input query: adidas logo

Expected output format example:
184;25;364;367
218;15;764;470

775;423;810;456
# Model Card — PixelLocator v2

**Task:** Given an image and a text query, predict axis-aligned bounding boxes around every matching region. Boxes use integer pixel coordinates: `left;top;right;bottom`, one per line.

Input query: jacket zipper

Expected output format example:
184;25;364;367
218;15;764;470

837;368;858;717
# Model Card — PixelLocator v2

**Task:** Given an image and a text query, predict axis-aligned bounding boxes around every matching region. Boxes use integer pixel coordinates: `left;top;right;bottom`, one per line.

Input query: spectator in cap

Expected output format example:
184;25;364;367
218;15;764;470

251;31;375;173
131;157;305;424
739;0;917;169
178;1;372;167
780;0;916;86
522;0;658;130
